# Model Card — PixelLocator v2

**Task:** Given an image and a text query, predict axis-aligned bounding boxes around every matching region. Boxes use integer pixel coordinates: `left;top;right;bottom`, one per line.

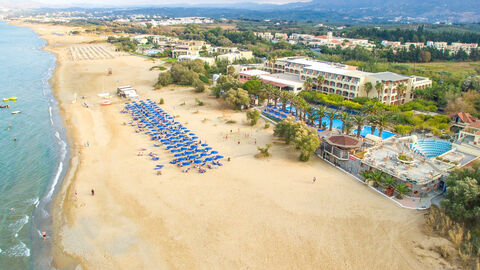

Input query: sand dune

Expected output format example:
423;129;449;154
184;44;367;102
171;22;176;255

13;22;455;270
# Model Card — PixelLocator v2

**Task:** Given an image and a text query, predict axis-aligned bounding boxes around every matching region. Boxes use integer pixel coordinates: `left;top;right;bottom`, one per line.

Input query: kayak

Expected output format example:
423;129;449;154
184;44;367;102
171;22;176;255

3;97;17;102
11;111;20;114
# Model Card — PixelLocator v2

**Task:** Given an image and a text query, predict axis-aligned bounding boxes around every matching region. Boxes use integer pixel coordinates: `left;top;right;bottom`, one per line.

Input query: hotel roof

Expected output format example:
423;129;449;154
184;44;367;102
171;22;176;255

287;58;371;78
371;72;409;82
239;69;269;76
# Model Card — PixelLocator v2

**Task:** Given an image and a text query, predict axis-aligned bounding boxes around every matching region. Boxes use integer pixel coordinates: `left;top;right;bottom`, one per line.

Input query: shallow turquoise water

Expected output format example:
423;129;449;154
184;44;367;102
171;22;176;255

0;22;67;269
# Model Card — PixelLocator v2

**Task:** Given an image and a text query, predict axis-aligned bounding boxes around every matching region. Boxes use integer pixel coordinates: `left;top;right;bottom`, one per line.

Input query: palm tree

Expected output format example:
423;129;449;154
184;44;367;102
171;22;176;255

367;115;378;135
305;104;314;125
287;92;296;114
298;98;309;121
316;105;327;129
303;77;314;91
376;112;390;139
280;91;289;112
397;83;407;105
395;183;411;199
262;84;274;105
375;82;384;101
363;82;373;98
345;121;354;135
327;110;339;131
382;175;395;188
316;75;325;91
370;170;384;187
353;114;366;138
339;112;350;134
272;87;281;108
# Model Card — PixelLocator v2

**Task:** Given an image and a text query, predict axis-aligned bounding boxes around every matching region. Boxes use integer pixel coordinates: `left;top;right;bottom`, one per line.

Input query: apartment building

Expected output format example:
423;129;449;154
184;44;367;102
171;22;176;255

262;57;432;105
171;40;209;58
254;32;274;41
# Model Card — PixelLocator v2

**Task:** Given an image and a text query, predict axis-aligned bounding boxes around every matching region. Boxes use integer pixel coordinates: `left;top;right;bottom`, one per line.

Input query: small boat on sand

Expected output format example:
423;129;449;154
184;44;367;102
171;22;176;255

3;97;17;102
11;111;20;114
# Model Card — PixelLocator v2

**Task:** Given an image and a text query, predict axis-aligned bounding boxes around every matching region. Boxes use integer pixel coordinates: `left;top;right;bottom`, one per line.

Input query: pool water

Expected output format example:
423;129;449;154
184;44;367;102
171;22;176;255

267;104;396;139
410;139;452;158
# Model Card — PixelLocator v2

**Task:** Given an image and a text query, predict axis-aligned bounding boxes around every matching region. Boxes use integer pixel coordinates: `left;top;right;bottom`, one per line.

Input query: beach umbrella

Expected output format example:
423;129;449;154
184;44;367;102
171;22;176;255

211;151;219;154
205;147;213;151
181;162;191;166
185;151;193;155
215;155;224;160
196;149;204;153
192;136;198;139
201;144;208;147
190;145;198;149
204;158;213;162
194;160;202;164
174;153;182;157
178;157;186;161
156;165;164;168
189;133;195;136
170;149;178;153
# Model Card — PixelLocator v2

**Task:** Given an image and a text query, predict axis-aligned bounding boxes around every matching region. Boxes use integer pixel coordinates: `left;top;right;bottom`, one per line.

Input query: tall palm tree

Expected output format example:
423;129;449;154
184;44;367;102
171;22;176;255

316;105;327;129
327;110;339;131
262;84;274;105
298;98;309;122
339;112;351;134
353;114;366;138
368;115;378;135
280;91;289;112
287;92;296;114
272;87;281;108
363;82;373;98
305;104;314;125
345;120;354;135
376;112;390;139
375;82;384;101
397;83;407;104
303;77;314;91
316;75;325;92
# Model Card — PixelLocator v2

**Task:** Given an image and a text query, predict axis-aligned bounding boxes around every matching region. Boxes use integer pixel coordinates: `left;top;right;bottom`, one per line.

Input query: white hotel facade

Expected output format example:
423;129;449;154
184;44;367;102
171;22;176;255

262;57;432;105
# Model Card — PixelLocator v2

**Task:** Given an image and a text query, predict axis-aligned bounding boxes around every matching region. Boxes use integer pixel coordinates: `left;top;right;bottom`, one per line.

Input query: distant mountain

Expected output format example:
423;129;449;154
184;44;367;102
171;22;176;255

9;0;480;23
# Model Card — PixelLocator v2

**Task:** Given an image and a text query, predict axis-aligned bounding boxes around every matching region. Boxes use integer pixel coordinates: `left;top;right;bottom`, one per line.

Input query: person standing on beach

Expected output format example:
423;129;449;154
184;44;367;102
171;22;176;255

313;177;316;183
91;189;95;196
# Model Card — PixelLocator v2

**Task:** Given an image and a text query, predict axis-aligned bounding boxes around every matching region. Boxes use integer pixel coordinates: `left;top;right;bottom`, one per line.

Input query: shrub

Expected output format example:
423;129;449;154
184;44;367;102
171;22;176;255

193;80;205;93
155;72;173;88
226;120;236;124
159;98;164;104
246;110;260;126
195;98;204;106
264;123;270;129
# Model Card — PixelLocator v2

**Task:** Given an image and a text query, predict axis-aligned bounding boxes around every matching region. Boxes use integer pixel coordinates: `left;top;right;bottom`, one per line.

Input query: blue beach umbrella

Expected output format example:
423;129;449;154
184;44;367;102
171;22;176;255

194;160;202;164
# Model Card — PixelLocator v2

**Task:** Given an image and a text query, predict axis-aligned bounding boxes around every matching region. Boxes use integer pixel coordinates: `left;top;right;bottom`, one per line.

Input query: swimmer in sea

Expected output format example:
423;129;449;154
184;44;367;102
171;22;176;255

42;232;47;240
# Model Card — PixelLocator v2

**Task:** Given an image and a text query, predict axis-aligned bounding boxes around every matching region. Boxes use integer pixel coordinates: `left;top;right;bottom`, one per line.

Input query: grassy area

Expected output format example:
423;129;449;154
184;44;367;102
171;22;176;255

412;61;480;74
162;58;178;64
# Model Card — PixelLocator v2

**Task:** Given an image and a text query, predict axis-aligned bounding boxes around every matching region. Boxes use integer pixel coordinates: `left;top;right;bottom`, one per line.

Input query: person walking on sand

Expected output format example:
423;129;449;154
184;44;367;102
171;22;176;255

313;177;316;183
91;189;95;196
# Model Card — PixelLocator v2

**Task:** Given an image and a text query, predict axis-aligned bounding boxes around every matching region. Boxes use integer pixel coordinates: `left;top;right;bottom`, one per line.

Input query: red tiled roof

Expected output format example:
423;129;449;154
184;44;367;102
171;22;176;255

325;135;363;149
469;121;480;129
449;112;478;124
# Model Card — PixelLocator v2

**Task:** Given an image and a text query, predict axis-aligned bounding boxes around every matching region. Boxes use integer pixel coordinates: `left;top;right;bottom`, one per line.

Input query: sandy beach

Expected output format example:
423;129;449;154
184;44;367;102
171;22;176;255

14;22;456;270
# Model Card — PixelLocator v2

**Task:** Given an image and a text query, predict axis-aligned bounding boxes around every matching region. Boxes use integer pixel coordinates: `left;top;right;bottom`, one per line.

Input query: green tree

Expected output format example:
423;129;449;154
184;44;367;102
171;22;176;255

353;114;366;138
246;109;260;126
225;88;250;110
327;110;339;131
364;82;373;98
316;106;327;129
395;184;411;199
303;77;314;91
339;112;351;134
375;82;384;100
193;79;205;93
155;72;173;88
376;112;391;138
441;165;480;226
294;126;321;162
316;75;325;91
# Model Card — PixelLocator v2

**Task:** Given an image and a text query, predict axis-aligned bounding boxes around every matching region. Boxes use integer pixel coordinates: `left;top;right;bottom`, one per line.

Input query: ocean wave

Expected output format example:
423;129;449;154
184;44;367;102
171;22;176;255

3;241;30;257
8;215;29;234
28;197;40;208
44;161;63;201
49;106;53;125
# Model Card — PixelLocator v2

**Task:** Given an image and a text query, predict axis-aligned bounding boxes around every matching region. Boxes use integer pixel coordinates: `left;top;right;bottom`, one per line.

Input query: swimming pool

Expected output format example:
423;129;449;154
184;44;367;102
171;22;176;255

410;139;452;158
273;104;396;139
354;126;396;140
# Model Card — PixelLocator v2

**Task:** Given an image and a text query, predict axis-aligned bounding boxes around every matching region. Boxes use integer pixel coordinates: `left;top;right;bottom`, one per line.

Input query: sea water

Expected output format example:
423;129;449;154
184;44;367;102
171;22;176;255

0;22;68;269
